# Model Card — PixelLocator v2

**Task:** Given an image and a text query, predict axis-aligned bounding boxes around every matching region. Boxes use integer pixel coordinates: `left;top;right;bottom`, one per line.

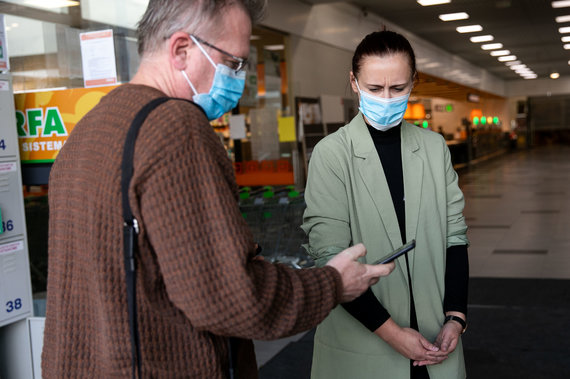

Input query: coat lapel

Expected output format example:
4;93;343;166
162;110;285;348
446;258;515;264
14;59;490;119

401;121;423;272
349;114;403;251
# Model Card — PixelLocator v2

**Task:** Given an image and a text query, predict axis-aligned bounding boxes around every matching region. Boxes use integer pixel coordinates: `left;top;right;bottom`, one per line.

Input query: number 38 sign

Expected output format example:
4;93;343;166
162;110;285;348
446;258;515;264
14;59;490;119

0;242;31;328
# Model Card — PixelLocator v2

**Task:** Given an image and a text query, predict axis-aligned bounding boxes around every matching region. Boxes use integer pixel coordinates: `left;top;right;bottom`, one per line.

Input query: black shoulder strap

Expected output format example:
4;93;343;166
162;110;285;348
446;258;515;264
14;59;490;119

121;96;169;379
120;96;231;379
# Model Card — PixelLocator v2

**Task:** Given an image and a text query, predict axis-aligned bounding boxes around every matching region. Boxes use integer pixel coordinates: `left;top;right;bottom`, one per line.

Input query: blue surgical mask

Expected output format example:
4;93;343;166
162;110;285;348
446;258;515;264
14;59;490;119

181;35;246;121
355;79;410;131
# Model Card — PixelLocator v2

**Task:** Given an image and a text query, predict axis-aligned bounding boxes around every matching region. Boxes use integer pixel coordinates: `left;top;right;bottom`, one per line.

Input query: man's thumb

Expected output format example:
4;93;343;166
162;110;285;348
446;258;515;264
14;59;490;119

344;243;367;260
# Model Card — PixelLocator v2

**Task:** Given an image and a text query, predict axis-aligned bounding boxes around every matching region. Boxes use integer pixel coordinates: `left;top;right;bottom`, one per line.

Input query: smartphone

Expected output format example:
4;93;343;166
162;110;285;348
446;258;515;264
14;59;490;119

372;239;416;265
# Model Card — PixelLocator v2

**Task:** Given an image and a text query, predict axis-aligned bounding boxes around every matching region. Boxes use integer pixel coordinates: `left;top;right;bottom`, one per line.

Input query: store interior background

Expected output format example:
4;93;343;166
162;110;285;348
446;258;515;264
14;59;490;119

1;2;570;371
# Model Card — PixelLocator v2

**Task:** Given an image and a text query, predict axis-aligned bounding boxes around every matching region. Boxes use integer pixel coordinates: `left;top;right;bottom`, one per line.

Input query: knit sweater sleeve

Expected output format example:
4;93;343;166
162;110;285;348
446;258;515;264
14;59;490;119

135;104;343;340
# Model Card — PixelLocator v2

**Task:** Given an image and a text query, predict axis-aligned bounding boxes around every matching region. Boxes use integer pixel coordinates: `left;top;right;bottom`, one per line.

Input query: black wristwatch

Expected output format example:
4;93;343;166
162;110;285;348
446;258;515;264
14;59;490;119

444;315;467;335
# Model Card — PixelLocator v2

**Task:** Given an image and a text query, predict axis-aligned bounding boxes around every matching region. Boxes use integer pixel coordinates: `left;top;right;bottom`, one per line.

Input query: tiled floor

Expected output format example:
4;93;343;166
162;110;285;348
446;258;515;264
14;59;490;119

253;145;570;370
460;145;570;279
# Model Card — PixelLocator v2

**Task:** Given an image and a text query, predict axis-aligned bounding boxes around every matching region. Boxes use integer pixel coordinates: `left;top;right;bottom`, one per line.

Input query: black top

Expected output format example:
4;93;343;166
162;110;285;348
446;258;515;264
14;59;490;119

340;122;468;333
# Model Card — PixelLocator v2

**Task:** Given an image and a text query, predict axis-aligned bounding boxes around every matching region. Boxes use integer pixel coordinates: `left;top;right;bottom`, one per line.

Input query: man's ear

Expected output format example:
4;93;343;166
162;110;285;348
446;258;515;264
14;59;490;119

168;31;193;70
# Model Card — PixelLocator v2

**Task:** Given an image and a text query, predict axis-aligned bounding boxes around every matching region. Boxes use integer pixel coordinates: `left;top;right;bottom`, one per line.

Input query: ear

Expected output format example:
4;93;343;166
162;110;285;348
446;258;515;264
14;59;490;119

411;71;419;89
349;71;358;94
168;31;194;71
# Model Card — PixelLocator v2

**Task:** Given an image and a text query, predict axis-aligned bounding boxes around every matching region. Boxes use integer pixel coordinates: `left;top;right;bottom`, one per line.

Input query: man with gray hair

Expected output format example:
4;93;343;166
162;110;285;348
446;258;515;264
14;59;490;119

42;0;394;377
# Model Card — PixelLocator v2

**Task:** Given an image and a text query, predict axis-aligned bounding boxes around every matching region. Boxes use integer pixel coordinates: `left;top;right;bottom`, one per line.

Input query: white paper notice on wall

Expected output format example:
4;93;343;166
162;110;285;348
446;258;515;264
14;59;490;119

320;94;344;124
80;29;118;88
0;15;9;71
0;240;24;256
229;114;246;140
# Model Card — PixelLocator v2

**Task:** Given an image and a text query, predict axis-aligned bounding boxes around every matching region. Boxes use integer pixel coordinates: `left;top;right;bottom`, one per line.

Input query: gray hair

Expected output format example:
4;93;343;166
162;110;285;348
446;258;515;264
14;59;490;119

137;0;267;56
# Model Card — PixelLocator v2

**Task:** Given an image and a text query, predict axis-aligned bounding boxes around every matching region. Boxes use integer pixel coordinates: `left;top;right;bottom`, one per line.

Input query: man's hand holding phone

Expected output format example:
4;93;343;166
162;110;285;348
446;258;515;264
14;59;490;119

326;244;396;302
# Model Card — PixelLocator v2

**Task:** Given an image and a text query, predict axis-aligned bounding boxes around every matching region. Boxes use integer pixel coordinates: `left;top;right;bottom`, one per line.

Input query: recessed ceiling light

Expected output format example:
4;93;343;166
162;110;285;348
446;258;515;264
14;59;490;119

481;43;503;50
424;62;442;68
505;60;522;66
564;44;570;49
470;35;494;43
552;1;570;8
498;55;517;62
418;0;451;5
559;26;570;33
550;72;560;79
490;50;510;56
510;64;527;70
264;44;285;51
456;25;483;33
568;60;570;65
556;15;570;22
523;76;537;79
439;12;469;21
562;36;570;42
21;0;79;8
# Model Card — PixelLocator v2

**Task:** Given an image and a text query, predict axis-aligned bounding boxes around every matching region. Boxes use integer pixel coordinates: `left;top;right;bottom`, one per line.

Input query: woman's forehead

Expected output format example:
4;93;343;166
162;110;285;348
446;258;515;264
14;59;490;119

358;53;412;81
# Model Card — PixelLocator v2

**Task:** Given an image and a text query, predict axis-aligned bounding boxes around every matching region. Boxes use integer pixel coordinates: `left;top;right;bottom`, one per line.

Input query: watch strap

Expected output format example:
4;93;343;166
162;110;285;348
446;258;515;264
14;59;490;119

444;315;467;334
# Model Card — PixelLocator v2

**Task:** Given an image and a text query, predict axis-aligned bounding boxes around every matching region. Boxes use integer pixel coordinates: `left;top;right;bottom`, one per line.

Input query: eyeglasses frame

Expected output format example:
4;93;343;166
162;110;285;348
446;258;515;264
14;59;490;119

191;34;248;73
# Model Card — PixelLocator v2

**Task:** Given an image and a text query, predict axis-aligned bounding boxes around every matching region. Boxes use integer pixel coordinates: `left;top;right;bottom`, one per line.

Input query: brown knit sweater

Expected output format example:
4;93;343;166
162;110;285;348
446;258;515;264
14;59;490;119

42;84;343;378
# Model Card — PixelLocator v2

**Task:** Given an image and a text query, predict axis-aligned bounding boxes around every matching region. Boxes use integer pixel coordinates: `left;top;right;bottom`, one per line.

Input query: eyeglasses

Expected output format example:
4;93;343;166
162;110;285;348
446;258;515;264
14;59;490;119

191;34;247;73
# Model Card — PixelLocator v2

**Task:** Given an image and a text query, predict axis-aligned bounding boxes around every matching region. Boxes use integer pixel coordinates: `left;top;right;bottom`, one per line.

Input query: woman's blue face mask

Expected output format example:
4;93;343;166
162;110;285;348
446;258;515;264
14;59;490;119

355;79;410;131
182;35;246;121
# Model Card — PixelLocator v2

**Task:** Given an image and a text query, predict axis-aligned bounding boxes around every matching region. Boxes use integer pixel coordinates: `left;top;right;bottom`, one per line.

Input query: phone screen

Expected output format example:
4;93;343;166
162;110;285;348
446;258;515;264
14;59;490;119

373;239;416;265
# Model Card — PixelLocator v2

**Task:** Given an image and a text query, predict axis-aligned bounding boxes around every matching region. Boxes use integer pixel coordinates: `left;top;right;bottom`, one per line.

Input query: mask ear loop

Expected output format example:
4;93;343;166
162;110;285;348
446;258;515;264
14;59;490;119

354;78;362;92
181;70;199;96
189;35;217;68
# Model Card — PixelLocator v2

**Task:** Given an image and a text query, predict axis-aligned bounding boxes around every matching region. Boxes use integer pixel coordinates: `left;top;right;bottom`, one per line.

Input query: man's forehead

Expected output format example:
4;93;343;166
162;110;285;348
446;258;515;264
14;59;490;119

212;8;251;58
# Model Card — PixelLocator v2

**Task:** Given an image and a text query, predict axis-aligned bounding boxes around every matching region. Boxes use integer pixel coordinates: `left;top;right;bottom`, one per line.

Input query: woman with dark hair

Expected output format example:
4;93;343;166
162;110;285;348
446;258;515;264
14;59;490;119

302;30;469;378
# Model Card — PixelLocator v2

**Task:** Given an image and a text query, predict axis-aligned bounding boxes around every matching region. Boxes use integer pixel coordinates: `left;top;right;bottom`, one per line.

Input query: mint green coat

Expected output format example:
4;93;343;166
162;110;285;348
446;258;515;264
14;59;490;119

302;114;469;379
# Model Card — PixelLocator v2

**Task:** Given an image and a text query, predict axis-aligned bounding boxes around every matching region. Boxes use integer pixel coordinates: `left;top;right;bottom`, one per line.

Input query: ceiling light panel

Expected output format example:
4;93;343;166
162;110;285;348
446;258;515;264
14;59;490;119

456;25;483;33
498;55;517;61
559;26;570;33
481;43;503;50
21;0;79;8
439;12;469;21
418;0;451;6
556;15;570;22
564;44;570;49
490;50;510;56
470;35;494;43
562;36;570;42
552;1;570;8
264;44;285;51
505;60;522;66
